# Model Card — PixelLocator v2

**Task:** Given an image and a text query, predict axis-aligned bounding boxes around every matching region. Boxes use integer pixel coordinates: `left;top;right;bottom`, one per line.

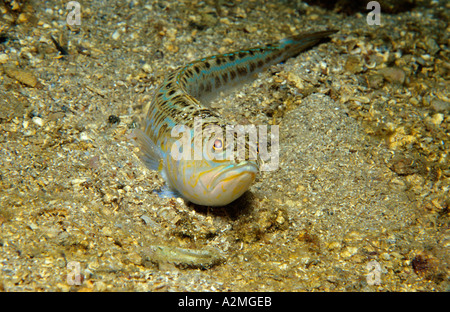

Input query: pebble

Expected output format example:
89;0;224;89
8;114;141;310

409;97;419;106
366;74;384;89
429;113;444;126
424;38;440;55
128;252;142;265
430;98;450;112
112;30;121;40
378;67;406;84
71;178;88;190
32;116;44;127
381;252;391;260
340;246;358;258
388;155;418;176
327;241;341;250
142;63;152;73
0;53;9;64
344;230;364;242
17;13;29;23
94;281;108;291
345;55;363;74
140;214;153;225
79;132;91;141
101;226;112;236
28;222;38;230
441;237;450;248
4;65;41;88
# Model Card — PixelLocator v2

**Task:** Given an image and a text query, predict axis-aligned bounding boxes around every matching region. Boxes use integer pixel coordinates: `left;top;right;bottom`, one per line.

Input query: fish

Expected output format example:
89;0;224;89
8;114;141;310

133;29;337;206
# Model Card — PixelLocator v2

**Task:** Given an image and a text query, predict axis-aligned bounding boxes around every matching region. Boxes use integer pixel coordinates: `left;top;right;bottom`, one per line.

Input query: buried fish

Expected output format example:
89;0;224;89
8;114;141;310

133;30;337;206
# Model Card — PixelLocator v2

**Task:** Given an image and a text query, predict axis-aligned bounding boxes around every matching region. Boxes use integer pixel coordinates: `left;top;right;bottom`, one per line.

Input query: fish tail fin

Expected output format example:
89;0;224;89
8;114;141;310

278;29;338;60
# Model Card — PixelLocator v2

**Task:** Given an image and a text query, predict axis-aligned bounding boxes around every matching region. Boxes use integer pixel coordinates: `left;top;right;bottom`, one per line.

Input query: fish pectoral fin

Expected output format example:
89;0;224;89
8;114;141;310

132;129;163;171
132;129;182;201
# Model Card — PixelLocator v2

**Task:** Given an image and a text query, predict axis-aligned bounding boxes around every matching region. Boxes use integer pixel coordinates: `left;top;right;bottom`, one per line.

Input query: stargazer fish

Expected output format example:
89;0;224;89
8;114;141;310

134;30;337;206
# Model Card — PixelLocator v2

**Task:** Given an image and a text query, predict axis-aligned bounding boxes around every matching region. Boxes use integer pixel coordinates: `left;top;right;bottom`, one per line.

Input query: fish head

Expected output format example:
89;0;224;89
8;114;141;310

166;130;259;206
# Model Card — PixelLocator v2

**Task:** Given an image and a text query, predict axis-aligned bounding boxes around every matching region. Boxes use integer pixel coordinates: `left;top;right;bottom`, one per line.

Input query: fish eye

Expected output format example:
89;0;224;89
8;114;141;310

213;138;223;151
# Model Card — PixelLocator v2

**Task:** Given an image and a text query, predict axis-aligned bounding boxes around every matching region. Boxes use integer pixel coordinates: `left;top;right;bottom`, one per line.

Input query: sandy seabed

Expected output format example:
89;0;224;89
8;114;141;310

0;0;448;291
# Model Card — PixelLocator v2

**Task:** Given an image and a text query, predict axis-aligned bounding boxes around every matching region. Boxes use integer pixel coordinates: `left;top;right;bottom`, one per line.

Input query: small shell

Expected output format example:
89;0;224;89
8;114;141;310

0;53;9;64
143;245;225;269
3;65;42;88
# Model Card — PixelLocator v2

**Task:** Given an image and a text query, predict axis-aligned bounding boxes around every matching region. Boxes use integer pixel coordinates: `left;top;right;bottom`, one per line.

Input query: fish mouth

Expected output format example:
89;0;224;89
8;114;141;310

209;162;259;190
193;161;258;206
185;161;259;206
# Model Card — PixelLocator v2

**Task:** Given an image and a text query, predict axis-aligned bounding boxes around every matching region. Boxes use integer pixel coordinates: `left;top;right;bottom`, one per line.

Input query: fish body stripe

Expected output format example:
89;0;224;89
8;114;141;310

145;30;337;153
